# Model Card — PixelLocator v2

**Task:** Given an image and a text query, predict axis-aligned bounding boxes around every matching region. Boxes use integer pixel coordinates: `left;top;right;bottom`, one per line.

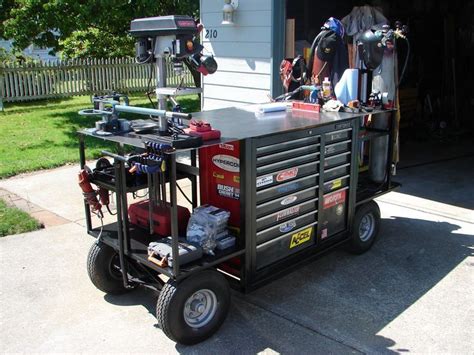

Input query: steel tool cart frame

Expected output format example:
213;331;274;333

79;106;399;344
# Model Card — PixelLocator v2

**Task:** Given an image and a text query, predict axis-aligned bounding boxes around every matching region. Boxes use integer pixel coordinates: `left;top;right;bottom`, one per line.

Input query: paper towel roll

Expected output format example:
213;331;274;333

257;102;288;113
335;69;359;105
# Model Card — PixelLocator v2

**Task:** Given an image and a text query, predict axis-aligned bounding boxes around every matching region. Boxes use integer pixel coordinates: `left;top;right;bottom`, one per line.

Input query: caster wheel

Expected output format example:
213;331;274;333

346;201;380;254
87;241;130;294
156;270;230;345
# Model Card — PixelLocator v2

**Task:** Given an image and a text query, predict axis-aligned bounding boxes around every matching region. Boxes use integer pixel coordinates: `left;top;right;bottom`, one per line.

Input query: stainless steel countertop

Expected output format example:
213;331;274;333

192;106;373;141
79;105;391;151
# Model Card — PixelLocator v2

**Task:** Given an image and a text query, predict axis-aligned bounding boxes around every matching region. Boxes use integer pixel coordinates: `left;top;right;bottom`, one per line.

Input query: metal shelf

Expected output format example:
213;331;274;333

91;179;148;193
90;171;193;193
89;222;245;280
359;129;389;141
356;181;401;206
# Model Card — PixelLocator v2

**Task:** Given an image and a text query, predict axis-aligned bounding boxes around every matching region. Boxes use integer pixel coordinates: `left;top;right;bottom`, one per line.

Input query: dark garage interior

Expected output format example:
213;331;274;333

286;0;474;170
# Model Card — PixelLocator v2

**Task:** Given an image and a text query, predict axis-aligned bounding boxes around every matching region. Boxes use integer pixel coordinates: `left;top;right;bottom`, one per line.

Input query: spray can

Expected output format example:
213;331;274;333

322;77;331;99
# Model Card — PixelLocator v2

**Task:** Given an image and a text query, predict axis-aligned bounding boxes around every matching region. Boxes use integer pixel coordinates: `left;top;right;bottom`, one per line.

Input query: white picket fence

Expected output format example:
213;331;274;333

0;57;195;103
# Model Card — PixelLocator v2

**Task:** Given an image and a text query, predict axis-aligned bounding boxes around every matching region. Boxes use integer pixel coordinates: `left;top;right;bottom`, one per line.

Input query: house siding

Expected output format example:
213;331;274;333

0;39;59;61
200;0;273;110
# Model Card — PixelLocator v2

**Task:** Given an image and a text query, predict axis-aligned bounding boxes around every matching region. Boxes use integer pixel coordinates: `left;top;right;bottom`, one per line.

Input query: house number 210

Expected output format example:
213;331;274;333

205;29;218;39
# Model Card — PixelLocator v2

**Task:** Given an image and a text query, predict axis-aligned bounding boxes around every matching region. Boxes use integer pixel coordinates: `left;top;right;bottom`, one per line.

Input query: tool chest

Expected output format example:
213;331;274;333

252;129;321;271
246;122;357;274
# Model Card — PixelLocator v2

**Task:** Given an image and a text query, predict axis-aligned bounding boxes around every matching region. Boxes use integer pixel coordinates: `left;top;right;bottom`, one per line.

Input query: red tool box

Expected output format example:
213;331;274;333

199;141;240;227
184;120;221;141
128;200;190;236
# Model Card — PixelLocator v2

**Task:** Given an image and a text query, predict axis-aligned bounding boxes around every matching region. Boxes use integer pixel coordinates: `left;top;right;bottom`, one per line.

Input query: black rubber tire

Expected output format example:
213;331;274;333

87;241;129;294
156;270;230;345
346;201;381;254
95;157;112;170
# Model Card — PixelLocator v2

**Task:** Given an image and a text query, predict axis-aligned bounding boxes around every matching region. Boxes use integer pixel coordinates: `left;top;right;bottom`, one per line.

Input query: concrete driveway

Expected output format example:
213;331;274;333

0;157;473;354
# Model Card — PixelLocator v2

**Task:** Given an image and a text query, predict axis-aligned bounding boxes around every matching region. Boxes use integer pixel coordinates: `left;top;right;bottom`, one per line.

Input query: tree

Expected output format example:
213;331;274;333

2;0;199;58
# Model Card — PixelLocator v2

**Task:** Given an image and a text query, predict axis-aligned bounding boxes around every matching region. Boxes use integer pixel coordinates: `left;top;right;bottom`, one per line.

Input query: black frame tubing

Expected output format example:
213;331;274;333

168;153;180;278
114;159;130;289
79;135;93;232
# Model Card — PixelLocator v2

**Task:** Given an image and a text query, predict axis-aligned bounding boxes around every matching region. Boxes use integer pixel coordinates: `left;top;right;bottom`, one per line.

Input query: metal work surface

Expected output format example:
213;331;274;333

191;107;390;141
78;106;392;151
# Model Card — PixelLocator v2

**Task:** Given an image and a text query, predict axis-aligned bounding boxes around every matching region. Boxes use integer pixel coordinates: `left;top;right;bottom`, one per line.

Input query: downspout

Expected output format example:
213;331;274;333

271;0;285;98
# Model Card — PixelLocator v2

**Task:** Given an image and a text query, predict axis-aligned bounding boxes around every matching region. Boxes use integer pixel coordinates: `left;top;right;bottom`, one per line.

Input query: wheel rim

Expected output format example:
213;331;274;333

108;254;123;280
359;213;375;242
183;289;218;328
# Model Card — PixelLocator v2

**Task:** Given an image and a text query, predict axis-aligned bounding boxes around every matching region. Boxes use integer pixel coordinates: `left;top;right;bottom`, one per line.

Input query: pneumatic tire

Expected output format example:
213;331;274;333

156;270;230;345
87;241;129;294
346;201;381;254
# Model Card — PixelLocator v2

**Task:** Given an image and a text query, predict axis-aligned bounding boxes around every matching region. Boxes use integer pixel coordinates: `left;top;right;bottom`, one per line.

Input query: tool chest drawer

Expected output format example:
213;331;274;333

256;174;319;204
325;128;352;144
325;140;351;157
323;163;351;181
256;211;318;245
323;175;350;194
256;186;318;218
256;161;319;190
318;188;348;241
257;147;320;170
256;198;318;231
256;224;316;270
256;132;320;155
257;152;320;176
324;152;351;169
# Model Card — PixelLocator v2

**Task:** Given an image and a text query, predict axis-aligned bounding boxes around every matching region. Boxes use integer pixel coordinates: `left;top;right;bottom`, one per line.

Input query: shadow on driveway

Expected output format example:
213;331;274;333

101;213;473;353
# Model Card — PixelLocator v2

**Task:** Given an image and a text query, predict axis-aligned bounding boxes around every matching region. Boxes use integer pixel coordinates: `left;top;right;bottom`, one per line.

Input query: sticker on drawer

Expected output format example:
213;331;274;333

276;206;300;221
289;226;313;248
331;179;342;190
281;195;298;206
276;182;300;194
217;184;240;200
323;189;347;209
257;175;273;188
219;143;234;151
276;167;299;182
321;228;328;239
212;154;239;172
279;220;297;233
328;132;348;141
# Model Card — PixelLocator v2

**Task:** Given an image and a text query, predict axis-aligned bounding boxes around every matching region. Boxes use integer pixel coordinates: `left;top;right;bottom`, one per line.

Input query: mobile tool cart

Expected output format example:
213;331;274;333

78;104;399;345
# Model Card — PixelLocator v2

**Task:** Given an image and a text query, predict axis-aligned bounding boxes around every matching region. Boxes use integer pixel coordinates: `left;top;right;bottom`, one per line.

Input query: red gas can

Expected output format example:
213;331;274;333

199;141;241;227
128;200;190;236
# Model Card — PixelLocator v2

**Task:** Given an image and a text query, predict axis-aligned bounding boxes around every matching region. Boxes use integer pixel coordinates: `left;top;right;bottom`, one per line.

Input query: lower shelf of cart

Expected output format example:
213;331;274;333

356;179;401;206
88;222;245;278
90;172;193;193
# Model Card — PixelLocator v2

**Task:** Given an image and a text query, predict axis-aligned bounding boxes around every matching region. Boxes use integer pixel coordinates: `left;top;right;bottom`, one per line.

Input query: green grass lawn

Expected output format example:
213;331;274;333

0;199;41;237
0;94;200;178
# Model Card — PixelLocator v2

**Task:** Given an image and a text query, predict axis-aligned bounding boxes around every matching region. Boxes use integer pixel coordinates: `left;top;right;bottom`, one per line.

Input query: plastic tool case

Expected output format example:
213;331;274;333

128;200;190;236
148;238;203;267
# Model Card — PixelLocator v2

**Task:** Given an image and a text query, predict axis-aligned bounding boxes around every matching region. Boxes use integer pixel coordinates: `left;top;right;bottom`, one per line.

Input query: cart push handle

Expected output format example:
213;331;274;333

113;105;192;120
79;104;192;120
100;150;130;163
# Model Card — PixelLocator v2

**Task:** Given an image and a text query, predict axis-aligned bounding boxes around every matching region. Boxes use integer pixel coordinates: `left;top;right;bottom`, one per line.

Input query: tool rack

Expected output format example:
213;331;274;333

79;106;399;344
